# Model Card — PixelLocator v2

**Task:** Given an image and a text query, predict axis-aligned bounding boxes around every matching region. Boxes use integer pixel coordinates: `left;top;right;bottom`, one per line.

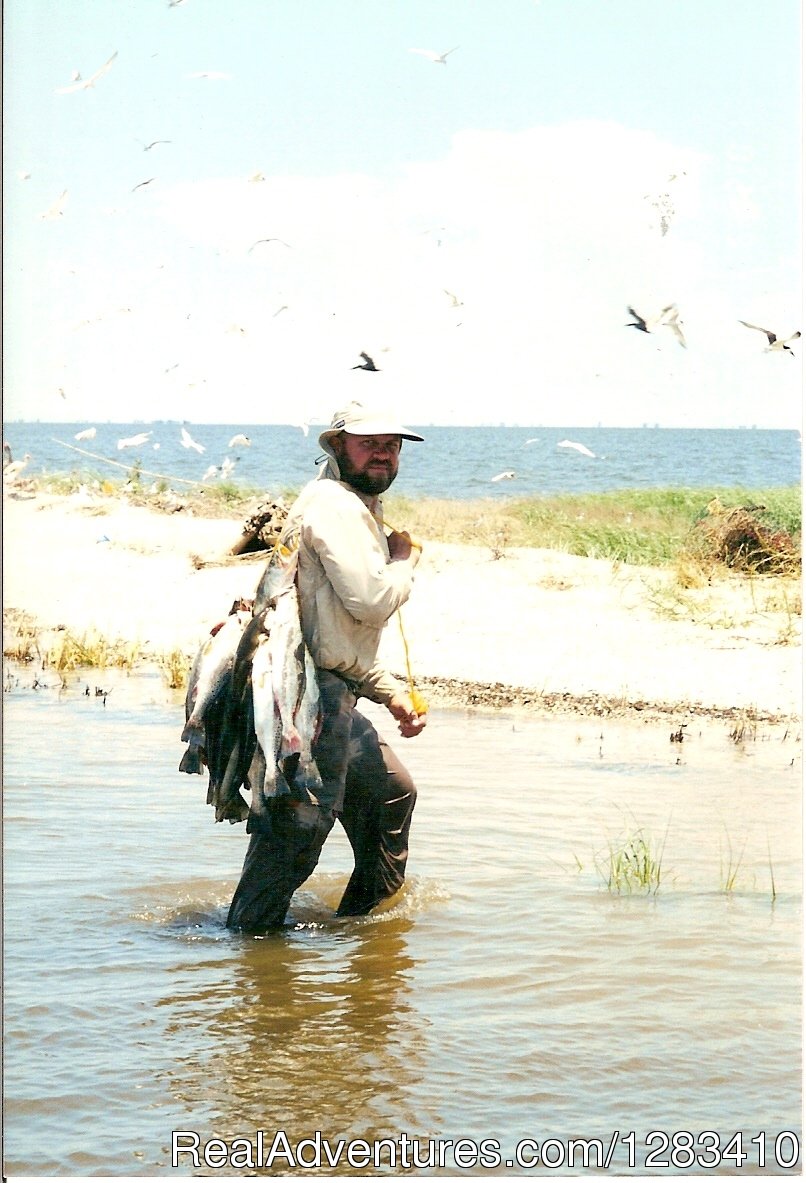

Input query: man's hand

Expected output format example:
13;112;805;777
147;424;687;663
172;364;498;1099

387;530;421;568
387;692;427;737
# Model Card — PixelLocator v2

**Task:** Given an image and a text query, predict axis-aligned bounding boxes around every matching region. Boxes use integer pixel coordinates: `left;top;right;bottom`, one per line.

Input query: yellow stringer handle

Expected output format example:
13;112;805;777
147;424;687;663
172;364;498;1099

396;611;428;716
381;518;422;551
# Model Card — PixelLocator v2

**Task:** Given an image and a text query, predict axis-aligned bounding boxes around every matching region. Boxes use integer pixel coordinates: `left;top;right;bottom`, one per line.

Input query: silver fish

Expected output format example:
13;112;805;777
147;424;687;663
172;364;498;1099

179;610;251;773
292;642;324;803
268;584;323;801
269;586;306;762
213;613;266;823
250;630;291;820
252;537;298;616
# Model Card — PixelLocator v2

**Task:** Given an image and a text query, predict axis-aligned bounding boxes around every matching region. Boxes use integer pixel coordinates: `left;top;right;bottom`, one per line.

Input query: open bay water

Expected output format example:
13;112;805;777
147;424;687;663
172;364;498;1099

3;422;801;499
2;671;801;1176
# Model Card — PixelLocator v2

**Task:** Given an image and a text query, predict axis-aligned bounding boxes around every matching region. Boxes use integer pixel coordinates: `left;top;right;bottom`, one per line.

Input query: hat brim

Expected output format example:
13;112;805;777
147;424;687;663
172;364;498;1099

319;419;424;445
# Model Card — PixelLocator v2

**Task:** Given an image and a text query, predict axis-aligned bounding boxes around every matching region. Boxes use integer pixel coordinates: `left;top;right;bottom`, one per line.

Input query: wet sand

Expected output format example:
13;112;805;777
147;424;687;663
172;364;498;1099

2;488;801;723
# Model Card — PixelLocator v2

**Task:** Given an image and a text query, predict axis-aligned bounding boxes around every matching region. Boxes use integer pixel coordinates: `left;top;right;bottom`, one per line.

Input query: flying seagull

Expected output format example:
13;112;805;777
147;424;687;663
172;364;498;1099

444;289;464;307
139;139;172;152
557;439;596;458
117;431;152;450
55;51;118;94
228;434;251;448
40;189;68;220
248;237;292;252
352;351;379;371
409;46;459;64
74;427;97;441
738;321;801;356
626;304;686;348
180;426;205;453
491;470;516;482
131;178;155;193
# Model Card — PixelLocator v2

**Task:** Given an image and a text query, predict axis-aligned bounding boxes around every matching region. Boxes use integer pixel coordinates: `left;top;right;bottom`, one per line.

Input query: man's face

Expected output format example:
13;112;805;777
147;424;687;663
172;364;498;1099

332;433;402;495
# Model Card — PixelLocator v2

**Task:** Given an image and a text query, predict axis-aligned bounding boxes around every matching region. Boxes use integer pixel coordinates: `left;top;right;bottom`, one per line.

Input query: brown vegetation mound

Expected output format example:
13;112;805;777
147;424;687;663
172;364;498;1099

694;500;799;574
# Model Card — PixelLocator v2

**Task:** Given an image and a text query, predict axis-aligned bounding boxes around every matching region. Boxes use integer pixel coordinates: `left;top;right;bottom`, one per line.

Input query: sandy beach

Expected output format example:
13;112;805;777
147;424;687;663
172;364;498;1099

2;488;801;723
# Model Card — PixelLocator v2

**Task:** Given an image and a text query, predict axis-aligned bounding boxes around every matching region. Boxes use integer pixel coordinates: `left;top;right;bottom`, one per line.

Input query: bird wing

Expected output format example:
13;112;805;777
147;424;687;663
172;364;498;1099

667;318;687;348
87;51;118;85
55;78;90;94
438;46;460;61
408;48;439;60
738;320;776;344
626;306;647;330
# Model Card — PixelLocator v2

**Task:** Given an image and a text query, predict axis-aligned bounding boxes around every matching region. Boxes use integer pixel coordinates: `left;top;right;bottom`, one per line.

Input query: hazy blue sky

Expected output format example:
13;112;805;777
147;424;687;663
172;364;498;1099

4;0;802;427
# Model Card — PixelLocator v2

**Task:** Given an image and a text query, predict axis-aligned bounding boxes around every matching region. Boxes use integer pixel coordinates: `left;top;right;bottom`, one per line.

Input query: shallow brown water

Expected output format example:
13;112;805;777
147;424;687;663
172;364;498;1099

2;670;802;1176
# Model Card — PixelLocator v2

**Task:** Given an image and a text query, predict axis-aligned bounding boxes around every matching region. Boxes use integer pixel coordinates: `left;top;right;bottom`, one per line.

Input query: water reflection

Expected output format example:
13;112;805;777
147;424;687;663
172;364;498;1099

156;908;431;1148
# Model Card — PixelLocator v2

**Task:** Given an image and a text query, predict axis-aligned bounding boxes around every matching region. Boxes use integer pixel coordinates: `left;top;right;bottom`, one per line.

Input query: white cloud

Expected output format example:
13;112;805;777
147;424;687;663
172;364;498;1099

6;121;800;426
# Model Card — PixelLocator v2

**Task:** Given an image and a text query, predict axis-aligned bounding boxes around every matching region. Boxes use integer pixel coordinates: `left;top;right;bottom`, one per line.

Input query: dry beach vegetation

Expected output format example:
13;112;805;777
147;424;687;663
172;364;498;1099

2;475;801;726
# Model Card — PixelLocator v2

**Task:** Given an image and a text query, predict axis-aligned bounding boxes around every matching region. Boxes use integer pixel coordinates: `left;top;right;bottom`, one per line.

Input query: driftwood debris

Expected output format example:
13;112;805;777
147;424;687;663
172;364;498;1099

230;498;290;556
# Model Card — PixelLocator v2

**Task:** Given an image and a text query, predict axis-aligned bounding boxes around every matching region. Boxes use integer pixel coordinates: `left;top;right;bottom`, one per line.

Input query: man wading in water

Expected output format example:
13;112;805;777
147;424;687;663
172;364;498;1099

227;402;427;931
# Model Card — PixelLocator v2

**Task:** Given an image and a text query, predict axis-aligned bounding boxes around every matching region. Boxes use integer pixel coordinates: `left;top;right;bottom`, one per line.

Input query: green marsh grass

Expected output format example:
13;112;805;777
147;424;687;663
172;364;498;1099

595;824;669;895
719;829;747;893
47;630;140;677
384;486;800;570
159;648;191;690
33;474;800;568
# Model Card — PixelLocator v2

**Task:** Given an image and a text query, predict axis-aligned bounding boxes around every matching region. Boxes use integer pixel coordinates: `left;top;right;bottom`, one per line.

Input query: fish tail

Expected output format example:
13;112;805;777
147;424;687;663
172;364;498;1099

179;746;205;775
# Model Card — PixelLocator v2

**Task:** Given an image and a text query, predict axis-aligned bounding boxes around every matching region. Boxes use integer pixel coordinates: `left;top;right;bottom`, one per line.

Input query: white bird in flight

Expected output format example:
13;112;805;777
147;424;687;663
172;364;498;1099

626;304;686;348
55;51;118;94
40;190;68;220
249;237;292;252
180;426;205;453
557;439;596;458
409;46;459;64
228;433;251;448
738;321;801;356
491;470;516;482
117;431;152;450
74;427;97;441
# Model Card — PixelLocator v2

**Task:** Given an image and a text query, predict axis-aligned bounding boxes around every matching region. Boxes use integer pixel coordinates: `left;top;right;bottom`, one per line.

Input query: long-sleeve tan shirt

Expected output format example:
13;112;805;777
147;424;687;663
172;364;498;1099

283;476;416;705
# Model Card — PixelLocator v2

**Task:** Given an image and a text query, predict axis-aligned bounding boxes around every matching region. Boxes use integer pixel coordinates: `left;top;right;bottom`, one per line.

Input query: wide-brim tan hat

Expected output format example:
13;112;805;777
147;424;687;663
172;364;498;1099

318;401;424;450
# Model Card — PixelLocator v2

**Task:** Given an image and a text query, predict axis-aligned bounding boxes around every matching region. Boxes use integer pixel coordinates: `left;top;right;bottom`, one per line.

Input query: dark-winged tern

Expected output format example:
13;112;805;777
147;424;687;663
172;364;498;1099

626;304;686;348
351;351;379;371
738;321;801;356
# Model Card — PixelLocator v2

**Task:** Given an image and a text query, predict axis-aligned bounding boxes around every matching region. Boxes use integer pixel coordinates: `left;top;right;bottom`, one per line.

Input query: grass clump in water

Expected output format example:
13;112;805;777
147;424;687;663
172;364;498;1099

596;826;667;895
159;647;190;690
47;629;140;675
3;611;42;663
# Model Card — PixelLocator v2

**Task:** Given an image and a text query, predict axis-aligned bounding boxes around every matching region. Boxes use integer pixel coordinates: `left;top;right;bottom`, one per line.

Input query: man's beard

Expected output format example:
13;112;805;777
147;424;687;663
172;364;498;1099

335;451;398;495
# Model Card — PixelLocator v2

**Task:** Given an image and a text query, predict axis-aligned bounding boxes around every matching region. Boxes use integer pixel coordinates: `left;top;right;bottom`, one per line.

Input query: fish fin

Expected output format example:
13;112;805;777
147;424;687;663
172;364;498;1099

179;746;205;774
